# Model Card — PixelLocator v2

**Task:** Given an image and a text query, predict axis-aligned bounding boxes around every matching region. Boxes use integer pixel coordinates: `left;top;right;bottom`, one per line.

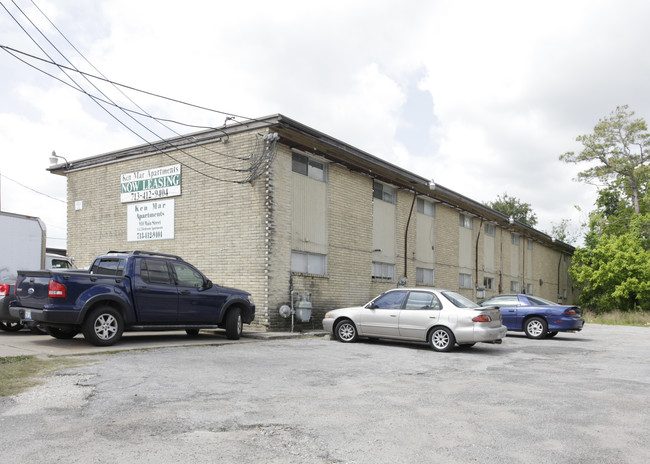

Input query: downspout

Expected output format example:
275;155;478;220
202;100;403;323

404;192;417;279
522;235;526;293
475;217;484;298
557;252;563;302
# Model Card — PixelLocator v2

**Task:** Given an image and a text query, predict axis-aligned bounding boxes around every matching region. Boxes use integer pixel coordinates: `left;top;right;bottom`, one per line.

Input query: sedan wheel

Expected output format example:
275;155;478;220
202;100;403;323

334;319;358;343
428;326;456;352
524;317;548;339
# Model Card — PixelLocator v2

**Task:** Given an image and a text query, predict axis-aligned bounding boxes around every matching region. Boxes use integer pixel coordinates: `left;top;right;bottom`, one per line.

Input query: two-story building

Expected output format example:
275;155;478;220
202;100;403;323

50;114;575;330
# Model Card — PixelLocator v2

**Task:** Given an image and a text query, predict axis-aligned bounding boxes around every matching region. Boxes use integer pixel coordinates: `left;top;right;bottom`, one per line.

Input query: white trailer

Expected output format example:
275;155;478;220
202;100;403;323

0;211;47;330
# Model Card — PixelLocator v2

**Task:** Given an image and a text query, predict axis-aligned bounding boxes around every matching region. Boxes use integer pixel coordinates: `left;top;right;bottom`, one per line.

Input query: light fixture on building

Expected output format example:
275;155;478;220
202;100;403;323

509;215;514;224
49;151;70;168
428;179;436;190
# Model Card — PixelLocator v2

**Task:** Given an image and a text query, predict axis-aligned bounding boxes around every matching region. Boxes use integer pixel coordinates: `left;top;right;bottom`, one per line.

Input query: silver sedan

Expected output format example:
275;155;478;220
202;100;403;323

323;288;507;352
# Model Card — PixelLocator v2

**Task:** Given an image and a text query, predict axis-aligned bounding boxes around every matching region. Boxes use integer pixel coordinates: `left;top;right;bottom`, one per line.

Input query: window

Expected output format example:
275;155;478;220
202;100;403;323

527;239;533;250
459;273;472;289
91;258;125;276
526;283;533;295
405;291;441;310
485;223;496;237
510;281;520;292
373;181;396;204
486;295;520;306
483;276;495;290
141;259;172;285
171;262;205;288
511;233;520;245
416;268;435;286
291;251;327;275
459;214;473;229
292;153;326;181
417;198;435;217
370;290;407;309
372;262;395;281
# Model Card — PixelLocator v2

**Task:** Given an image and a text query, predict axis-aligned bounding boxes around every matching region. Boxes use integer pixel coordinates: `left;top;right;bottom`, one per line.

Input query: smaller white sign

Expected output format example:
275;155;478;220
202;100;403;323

127;199;175;242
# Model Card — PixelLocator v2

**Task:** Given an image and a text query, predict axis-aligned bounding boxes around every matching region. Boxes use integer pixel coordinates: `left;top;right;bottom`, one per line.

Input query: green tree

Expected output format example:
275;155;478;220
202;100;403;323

560;105;650;215
570;224;650;311
486;193;538;226
549;218;579;245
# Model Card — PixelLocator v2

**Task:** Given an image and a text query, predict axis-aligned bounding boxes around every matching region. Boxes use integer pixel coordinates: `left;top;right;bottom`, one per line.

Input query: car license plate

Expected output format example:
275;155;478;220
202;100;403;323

24;310;31;320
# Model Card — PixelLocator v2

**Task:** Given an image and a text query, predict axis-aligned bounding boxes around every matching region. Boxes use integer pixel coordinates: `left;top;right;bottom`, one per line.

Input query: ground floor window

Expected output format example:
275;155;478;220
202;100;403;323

372;262;395;281
510;281;520;292
484;276;495;290
416;268;435;285
459;273;472;289
291;251;327;275
526;283;533;294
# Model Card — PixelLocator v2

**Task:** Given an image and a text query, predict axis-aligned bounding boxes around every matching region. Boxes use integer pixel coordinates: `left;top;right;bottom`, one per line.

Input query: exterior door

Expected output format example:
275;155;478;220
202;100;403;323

399;291;442;340
357;290;407;337
133;258;178;323
171;262;225;323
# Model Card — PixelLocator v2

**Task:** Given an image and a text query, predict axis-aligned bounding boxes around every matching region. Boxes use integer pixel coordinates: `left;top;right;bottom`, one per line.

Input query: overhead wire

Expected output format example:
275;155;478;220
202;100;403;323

27;0;251;163
6;0;249;178
1;1;275;183
0;172;66;203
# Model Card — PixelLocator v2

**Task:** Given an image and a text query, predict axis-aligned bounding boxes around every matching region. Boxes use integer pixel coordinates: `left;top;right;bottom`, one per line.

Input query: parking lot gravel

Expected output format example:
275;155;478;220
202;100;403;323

1;324;649;463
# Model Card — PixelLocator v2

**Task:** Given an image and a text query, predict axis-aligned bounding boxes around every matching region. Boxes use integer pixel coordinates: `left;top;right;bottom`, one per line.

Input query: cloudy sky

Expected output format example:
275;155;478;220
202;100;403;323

2;0;650;250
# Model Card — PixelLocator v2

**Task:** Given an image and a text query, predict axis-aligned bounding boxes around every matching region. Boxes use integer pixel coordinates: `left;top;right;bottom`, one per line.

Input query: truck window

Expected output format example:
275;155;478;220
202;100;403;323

90;258;125;276
170;262;205;288
141;259;173;285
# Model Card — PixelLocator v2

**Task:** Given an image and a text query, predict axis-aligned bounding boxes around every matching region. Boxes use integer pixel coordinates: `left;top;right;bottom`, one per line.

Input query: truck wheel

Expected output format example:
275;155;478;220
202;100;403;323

225;307;242;340
0;321;24;332
45;327;80;339
82;306;124;346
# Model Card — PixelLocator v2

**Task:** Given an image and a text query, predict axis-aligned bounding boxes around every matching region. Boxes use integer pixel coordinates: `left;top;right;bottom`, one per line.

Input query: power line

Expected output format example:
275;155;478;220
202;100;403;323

0;2;275;183
0;172;66;203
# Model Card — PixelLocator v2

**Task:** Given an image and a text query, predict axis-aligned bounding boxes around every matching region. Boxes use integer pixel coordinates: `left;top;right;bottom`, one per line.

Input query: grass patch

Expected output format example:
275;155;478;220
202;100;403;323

0;355;86;397
582;309;650;327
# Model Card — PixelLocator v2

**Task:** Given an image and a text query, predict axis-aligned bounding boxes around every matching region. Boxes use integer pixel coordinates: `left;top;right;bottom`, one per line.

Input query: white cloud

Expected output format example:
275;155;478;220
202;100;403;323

2;0;650;248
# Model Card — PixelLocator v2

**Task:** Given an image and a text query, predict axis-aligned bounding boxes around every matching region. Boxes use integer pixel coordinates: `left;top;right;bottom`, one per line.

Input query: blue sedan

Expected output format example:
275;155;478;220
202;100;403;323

480;294;585;339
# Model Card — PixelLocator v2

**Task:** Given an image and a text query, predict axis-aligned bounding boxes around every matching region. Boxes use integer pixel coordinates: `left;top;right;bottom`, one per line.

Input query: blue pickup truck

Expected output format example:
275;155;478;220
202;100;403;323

10;251;255;346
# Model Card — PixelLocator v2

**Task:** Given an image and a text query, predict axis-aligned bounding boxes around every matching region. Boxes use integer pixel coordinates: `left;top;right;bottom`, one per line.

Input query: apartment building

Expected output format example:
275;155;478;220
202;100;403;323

51;114;575;330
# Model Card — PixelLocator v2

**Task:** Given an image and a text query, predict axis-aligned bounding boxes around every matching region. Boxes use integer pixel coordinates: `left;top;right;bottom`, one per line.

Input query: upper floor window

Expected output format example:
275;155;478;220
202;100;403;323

373;181;396;204
292;153;326;181
417;198;435;217
485;223;496;237
511;233;520;245
527;239;533;250
459;213;473;229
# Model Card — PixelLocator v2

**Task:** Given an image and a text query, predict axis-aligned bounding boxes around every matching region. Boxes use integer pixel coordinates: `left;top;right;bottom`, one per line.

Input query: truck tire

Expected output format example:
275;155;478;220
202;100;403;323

225;307;242;340
82;306;124;346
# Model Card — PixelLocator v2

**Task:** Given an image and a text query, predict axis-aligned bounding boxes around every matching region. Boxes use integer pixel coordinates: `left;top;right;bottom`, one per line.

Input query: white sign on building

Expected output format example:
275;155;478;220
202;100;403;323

120;164;181;203
127;199;175;242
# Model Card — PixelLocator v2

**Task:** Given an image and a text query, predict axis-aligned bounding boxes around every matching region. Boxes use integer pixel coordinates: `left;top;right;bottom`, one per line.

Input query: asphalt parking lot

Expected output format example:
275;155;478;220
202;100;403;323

1;324;649;464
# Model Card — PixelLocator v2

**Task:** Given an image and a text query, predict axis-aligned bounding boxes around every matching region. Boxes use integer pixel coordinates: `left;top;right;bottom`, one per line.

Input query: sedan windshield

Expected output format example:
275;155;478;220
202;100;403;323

441;291;479;308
